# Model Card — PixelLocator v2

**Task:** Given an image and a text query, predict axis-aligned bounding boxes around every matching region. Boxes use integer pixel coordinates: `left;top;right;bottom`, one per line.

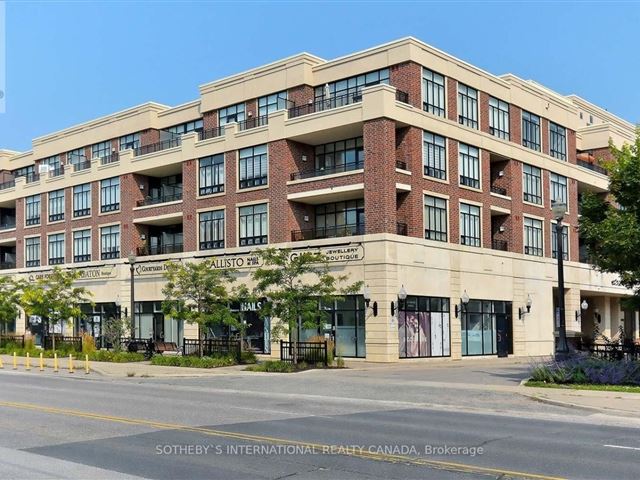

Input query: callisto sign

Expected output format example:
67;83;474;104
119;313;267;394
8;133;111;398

134;254;263;276
25;266;117;283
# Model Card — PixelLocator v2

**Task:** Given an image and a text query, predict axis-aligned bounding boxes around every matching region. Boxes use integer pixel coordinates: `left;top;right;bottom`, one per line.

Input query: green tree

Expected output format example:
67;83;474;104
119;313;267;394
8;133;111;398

0;276;24;333
580;131;640;300
102;315;131;352
20;268;93;351
161;260;241;357
251;248;362;364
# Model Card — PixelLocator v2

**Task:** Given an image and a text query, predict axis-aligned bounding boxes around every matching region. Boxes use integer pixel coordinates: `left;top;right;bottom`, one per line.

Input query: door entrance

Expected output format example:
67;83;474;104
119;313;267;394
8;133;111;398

496;313;510;358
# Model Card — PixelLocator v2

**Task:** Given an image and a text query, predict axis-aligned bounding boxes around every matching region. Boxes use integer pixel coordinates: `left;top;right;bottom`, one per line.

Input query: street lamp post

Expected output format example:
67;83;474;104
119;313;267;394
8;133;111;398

552;201;568;358
128;251;136;338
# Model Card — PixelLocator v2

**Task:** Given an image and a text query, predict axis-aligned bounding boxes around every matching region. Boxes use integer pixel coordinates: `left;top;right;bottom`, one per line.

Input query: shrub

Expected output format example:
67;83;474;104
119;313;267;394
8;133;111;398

24;336;35;351
245;360;296;373
150;354;237;369
82;333;96;355
240;351;257;364
87;350;145;363
529;355;640;386
336;356;345;369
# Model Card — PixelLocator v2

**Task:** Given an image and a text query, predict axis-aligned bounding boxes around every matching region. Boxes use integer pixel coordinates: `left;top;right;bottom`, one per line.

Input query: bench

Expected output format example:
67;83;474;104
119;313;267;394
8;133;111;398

153;341;179;355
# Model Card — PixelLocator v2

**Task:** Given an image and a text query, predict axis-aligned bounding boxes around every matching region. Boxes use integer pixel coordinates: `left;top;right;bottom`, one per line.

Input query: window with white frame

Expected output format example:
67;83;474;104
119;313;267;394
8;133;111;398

522;111;541;151
239;145;268;189
73;229;91;263
422;68;445;117
48;189;65;222
522;164;542;204
25;237;41;267
73;183;91;217
551;223;569;260
459;143;480;189
524;217;543;256
167;119;203;136
550;122;567;160
239;204;268;246
489;97;510;140
457;84;478;129
423;131;446;180
199;210;225;250
119;133;140;151
258;92;288;116
424;195;447;242
550;173;567;206
199;154;225;196
219;103;245;126
314;69;389;102
67;147;85;165
460;203;481;247
25;194;41;226
48;233;65;265
100;177;120;212
100;225;120;260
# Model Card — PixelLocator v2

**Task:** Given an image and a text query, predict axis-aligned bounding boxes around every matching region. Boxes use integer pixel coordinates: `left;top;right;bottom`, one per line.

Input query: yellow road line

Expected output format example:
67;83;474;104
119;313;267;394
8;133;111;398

0;400;565;480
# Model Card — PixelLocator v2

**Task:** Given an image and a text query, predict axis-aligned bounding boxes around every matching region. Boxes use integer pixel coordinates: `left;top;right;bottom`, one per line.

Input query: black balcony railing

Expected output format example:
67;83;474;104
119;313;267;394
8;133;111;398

25;260;40;268
49;166;65;178
396;222;408;236
490;185;507;196
26;173;40;184
395;160;408;170
288;92;362;119
73;254;91;263
99;153;119;165
49;257;65;265
492;239;508;251
137;243;184;257
395;89;410;104
291;224;365;241
290;160;364;181
136;191;183;207
0;262;16;270
0;223;16;231
238;115;268;131
199;126;225;141
73;160;92;172
101;250;120;260
577;159;607;175
134;137;181;157
0;179;15;190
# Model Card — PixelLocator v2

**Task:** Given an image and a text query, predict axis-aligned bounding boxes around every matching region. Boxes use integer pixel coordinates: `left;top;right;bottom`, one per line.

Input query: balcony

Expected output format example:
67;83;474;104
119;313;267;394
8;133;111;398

290;160;364;181
490;185;507;196
199;126;224;141
395;89;410;104
100;153;119;165
0;179;15;190
291;224;365;241
25;173;40;184
133;138;181;157
49;166;65;178
137;242;183;257
0;262;16;270
73;160;92;172
0;222;16;231
288;92;362;119
396;222;408;236
395;160;408;170
491;239;508;251
577;159;607;176
238;115;268;131
136;191;183;208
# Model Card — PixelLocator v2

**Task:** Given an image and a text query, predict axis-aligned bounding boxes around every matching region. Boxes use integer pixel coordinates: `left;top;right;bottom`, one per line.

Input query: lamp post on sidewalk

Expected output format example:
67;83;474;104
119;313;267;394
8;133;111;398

552;201;569;358
128;251;136;338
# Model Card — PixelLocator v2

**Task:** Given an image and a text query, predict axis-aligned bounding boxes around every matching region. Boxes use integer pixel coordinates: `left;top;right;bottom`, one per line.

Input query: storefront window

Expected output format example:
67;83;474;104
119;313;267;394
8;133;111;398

461;300;512;356
398;296;450;358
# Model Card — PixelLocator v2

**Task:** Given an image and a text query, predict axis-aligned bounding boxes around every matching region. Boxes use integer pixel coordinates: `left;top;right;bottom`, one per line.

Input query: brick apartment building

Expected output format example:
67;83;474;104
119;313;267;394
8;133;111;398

0;37;636;361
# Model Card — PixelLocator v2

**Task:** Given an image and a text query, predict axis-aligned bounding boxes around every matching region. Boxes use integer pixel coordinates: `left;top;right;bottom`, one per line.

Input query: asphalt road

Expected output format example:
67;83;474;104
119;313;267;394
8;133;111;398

0;362;639;480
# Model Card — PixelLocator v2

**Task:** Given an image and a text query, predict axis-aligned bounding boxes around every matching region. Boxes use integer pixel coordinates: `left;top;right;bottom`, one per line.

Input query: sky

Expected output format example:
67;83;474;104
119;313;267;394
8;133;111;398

0;0;638;152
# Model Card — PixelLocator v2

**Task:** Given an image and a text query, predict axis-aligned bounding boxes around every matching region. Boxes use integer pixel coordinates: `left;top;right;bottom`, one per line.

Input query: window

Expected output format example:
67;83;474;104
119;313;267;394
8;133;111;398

315;137;364;172
315;69;389;101
42;155;61;172
399;296;450;358
48;233;65;265
522;111;541;151
550;173;567;206
550;122;567;160
119;133;140;151
100;177;120;212
424;195;447;242
239;204;268;246
460;203;481;247
258;92;288;116
73;229;91;263
522;164;542;204
25;194;41;226
551;223;569;260
25;237;40;267
219;103;245;126
423;132;446;180
489;97;510;140
315;200;365;237
422;68;445;117
67;148;85;165
462;300;512;356
73;183;91;217
13;165;34;179
459;143;480;189
199;210;225;250
524;217;543;256
199;155;225;196
92;140;113;160
101;225;120;259
166;119;203;136
239;145;268;189
48;189;65;222
457;84;478;129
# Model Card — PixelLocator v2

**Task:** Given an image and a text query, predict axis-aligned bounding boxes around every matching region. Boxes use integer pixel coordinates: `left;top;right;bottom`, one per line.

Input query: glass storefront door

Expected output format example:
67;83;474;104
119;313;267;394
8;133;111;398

461;300;513;356
398;296;451;358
